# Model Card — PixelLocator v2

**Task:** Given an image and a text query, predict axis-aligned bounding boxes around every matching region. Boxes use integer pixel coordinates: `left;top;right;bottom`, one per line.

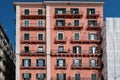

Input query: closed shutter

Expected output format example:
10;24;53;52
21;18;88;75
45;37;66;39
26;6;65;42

75;74;80;80
91;74;96;80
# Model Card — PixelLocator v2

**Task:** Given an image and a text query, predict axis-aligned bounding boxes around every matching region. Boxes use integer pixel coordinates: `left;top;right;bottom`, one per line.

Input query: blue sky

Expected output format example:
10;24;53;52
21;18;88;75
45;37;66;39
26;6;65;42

0;0;119;49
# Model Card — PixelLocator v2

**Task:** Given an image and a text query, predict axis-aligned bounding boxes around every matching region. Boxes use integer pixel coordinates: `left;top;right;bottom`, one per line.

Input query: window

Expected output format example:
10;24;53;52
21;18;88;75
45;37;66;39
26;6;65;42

89;59;98;66
36;59;45;66
75;74;80;80
74;20;79;26
55;8;66;14
24;46;29;53
38;9;43;15
73;46;81;53
38;20;43;27
58;33;64;40
36;73;46;80
56;20;65;26
57;73;66;80
37;46;44;53
22;73;31;80
88;20;98;27
91;74;96;80
24;20;29;27
89;33;98;40
73;59;82;66
74;33;80;40
58;46;64;53
22;59;31;67
38;34;43;40
57;59;66;66
70;8;79;14
87;8;95;15
24;9;29;15
89;46;98;53
24;33;29;40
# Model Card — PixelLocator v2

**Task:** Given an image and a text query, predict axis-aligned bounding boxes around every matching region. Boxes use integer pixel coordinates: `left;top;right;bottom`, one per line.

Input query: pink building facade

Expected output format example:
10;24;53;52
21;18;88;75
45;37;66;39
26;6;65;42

14;0;104;80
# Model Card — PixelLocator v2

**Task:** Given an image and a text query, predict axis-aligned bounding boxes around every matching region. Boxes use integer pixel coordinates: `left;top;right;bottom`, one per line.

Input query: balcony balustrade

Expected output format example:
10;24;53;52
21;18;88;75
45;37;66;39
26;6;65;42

54;36;67;44
87;11;100;19
20;37;46;44
21;11;46;19
54;11;83;19
21;23;46;31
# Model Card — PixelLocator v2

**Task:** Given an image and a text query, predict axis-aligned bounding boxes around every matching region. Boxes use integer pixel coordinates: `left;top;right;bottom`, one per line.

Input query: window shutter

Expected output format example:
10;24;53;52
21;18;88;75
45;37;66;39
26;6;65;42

79;46;81;53
57;74;59;80
88;34;91;40
57;59;59;66
63;74;66;80
73;46;76;53
63;59;66;66
22;59;24;66
89;60;91;66
95;34;98;40
87;8;90;14
95;47;98;53
36;59;38;66
79;59;82;66
43;59;45;66
55;8;58;14
70;8;73;14
63;8;66;14
95;60;98;66
29;59;31;66
89;46;92;53
75;74;80;80
91;74;96;80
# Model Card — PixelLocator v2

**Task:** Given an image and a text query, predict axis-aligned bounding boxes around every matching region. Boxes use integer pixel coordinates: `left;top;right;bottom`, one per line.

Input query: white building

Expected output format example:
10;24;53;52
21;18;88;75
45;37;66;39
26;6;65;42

102;18;120;80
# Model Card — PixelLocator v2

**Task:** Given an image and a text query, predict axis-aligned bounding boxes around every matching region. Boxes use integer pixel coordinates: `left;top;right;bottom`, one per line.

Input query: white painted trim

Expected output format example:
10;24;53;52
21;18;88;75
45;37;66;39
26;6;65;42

46;5;50;80
16;5;20;80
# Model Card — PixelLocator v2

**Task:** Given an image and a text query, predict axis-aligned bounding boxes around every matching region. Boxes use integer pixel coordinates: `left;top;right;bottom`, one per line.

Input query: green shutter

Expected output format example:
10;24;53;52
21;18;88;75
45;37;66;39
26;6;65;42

55;8;58;14
75;74;80;80
79;46;81;53
91;74;96;80
79;59;82;66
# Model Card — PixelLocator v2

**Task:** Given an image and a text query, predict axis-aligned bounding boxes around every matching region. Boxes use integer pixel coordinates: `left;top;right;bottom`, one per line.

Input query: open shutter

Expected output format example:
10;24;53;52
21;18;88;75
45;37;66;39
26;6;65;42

73;46;76;53
55;8;58;14
63;59;66;66
95;47;98;53
57;59;59;66
95;60;98;66
63;8;66;14
89;46;92;53
95;34;98;40
63;74;66;80
29;59;31;66
79;59;82;66
79;46;81;53
43;59;45;66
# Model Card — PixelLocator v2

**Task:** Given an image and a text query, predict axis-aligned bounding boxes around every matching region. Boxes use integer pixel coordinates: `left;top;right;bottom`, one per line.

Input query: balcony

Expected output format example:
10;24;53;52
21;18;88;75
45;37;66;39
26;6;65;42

21;11;46;19
51;50;70;56
67;77;102;80
54;11;83;19
54;36;67;44
51;50;102;57
21;23;46;31
20;63;46;70
87;11;100;19
70;37;101;44
87;23;101;30
20;50;46;56
21;37;46;44
71;63;102;70
54;23;83;30
55;64;67;69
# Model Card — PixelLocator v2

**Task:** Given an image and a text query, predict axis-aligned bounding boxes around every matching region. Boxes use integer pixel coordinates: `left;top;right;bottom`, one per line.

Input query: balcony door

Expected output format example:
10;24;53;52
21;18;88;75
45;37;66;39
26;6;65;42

22;73;31;80
55;8;66;14
57;74;66;80
22;59;31;67
90;59;98;66
89;46;98;54
38;34;43;40
57;59;65;66
37;59;45;67
58;33;64;40
88;20;97;27
87;8;95;15
74;33;80;40
56;20;65;26
58;46;64;53
38;20;43;27
73;46;81;53
89;33;98;40
38;46;44;53
73;59;82;66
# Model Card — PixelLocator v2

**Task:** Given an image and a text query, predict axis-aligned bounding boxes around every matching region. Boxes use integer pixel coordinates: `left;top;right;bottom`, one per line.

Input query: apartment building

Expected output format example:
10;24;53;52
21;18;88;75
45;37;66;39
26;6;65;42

14;0;104;80
0;23;15;80
102;18;120;80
